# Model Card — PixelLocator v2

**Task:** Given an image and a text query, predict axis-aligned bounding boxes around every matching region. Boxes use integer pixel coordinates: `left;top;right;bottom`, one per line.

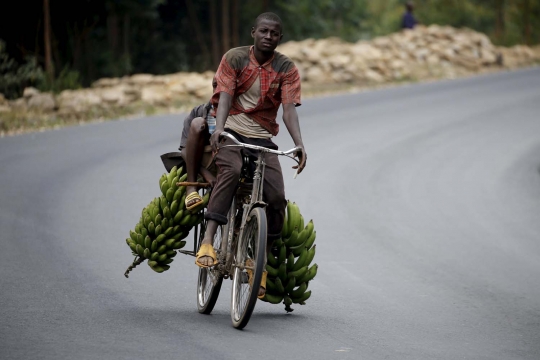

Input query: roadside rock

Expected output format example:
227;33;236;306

3;25;538;119
27;93;56;112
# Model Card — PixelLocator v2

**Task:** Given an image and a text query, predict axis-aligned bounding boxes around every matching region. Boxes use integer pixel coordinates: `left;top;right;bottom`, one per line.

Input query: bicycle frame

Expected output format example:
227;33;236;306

216;132;301;277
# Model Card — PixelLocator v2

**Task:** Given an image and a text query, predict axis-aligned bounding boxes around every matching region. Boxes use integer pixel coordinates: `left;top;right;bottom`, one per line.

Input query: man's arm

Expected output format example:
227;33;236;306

210;92;233;151
282;103;307;174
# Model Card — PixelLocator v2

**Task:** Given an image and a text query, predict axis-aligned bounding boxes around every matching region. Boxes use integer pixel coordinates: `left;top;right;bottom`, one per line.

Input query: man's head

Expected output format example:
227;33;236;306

405;1;414;12
251;12;283;54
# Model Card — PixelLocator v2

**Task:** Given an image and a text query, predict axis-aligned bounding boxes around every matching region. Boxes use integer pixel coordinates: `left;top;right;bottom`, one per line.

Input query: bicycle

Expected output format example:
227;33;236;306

180;131;300;329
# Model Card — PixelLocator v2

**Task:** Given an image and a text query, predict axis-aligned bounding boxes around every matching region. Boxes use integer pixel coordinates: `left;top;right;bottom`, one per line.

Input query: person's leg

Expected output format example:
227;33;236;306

263;152;287;243
185;117;207;208
196;138;243;266
258;152;286;297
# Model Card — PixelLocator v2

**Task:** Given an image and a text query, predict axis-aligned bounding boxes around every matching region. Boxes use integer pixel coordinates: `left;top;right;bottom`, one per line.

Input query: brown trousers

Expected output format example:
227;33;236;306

204;136;286;241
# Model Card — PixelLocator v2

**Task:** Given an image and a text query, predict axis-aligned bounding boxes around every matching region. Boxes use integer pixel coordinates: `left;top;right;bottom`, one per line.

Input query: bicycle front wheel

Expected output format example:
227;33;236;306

230;207;267;329
196;222;224;314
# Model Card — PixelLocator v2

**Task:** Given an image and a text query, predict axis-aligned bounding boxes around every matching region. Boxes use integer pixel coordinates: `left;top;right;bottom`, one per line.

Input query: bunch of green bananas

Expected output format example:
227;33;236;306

124;165;208;276
261;201;318;312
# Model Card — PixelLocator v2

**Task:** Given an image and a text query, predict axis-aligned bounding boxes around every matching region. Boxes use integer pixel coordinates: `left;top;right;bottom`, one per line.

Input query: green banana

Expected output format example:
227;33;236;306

166;250;177;257
284;229;299;247
266;277;277;293
172;187;183;202
167;167;177;187
266;264;279;277
291;248;308;271
275;277;285;293
291;242;306;256
281;212;289;238
155;234;166;244
134;223;141;234
170;200;179;216
177;172;187;186
284;276;296;293
172;231;187;241
144;235;152;249
157;245;167;254
159;196;168;213
127;240;137;253
278;244;286;264
150;252;159;261
273;238;283;247
173;209;184;224
299;214;304;232
147;222;155;235
150;264;165;273
161;258;174;265
143;248;151;258
262;293;283;304
287;201;301;236
158;254;168;262
161;218;169;231
135;244;145;257
154;214;162;227
140;228;148;240
165;188;174;203
291;282;308;298
293;228;309;247
291;290;311;304
297;264;318;284
148;260;158;268
163;206;171;220
154;224;162;236
165;238;175;248
160;180;170;198
303;230;316;249
303;219;314;240
288;266;307;280
278;263;287;282
129;230;138;242
284;296;293;307
305;245;316;266
179;213;192;226
267;250;279;268
173;240;186;249
163;226;174;238
151;240;158;252
286;253;295;271
169;175;179;191
179;193;187;210
136;233;145;247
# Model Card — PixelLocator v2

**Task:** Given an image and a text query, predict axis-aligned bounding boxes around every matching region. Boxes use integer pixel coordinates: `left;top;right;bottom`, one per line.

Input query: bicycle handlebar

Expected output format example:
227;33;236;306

219;131;302;178
219;131;301;156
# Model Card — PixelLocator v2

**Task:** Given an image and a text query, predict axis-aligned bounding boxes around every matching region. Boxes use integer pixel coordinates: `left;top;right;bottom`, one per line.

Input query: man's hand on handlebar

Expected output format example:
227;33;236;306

210;128;224;153
293;145;307;174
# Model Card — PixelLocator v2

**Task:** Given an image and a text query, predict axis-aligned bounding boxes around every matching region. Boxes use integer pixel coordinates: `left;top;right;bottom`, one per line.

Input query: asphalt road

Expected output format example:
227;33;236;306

1;68;539;360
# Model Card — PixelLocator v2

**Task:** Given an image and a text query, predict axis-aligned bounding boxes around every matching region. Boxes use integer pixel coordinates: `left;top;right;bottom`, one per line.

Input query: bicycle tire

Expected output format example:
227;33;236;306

230;207;267;329
196;220;224;314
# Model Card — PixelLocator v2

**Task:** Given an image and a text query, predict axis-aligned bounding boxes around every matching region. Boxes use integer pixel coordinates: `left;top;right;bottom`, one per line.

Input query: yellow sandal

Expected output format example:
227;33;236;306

195;243;218;268
185;192;204;211
245;259;268;299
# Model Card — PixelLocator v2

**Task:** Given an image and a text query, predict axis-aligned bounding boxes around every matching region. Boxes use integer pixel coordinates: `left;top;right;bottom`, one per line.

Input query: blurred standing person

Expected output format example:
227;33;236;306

402;1;417;29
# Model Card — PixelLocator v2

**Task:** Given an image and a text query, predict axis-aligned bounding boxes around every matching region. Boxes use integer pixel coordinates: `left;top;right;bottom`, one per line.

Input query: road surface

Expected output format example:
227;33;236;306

1;68;539;359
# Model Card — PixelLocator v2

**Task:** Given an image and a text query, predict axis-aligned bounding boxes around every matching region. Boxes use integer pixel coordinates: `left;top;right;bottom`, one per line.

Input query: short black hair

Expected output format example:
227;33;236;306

254;12;283;32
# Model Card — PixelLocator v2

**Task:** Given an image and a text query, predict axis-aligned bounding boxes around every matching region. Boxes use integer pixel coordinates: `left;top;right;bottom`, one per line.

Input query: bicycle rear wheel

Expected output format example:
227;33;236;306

230;207;267;329
196;221;224;314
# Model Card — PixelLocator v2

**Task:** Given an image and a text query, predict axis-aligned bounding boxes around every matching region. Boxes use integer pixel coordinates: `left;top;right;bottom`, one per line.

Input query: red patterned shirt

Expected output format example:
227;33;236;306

211;46;301;136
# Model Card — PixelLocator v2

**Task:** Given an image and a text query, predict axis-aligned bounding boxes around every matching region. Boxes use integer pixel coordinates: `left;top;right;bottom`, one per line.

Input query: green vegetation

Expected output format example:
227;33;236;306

1;0;538;99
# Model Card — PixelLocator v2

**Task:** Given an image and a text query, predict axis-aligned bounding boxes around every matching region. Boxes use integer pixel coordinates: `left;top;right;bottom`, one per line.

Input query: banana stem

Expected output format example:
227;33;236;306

124;256;144;278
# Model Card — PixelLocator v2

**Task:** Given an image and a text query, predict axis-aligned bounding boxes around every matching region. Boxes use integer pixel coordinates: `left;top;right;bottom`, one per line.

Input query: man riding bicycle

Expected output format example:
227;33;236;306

195;12;307;299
